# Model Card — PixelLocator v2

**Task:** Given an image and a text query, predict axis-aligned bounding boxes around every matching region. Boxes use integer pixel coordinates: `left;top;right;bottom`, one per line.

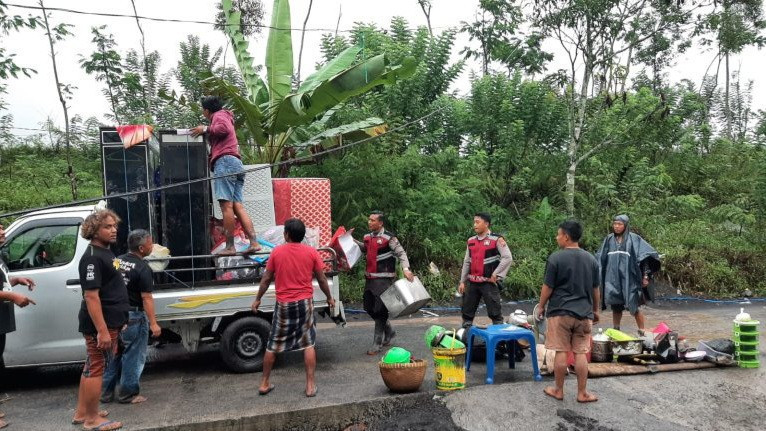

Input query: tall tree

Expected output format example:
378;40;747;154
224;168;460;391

461;0;551;76
461;0;523;76
40;0;77;200
80;26;124;123
534;0;688;215
695;0;765;140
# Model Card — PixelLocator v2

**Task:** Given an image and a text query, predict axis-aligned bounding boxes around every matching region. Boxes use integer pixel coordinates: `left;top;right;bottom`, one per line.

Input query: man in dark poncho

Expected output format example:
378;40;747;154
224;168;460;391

595;215;660;336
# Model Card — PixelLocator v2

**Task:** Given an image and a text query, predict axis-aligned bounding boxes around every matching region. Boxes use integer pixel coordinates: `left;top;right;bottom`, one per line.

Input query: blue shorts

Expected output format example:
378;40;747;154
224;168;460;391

213;155;245;203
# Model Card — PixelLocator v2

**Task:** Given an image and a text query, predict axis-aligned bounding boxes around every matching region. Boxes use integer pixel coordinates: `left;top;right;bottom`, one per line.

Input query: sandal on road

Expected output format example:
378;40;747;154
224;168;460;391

258;384;275;396
83;420;122;431
72;410;109;425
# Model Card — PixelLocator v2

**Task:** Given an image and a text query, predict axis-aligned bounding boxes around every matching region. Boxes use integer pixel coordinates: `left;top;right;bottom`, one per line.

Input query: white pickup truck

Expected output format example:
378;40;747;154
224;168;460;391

0;203;344;373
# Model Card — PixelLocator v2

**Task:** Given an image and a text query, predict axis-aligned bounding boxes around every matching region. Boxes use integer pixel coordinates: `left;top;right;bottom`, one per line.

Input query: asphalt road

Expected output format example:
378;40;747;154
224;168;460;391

1;300;764;431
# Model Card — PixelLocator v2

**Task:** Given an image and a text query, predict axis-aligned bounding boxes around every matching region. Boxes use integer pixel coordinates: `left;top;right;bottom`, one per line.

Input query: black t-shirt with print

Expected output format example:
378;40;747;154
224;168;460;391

77;244;129;334
117;253;154;309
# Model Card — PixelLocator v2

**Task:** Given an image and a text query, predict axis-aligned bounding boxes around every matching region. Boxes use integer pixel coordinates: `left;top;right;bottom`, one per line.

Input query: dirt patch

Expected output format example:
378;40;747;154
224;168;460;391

366;395;464;431
555;409;618;431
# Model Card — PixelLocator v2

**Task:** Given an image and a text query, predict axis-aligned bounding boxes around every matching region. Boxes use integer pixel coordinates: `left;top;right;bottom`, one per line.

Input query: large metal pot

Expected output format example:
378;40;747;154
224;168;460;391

591;339;613;362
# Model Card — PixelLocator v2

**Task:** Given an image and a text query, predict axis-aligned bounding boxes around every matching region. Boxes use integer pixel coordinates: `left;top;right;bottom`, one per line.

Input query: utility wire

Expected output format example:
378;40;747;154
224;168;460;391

0;107;445;219
6;2;352;33
4;2;457;33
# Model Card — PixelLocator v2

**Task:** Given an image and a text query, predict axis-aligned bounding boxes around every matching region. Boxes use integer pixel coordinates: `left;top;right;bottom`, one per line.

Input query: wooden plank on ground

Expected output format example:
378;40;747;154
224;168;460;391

588;361;717;378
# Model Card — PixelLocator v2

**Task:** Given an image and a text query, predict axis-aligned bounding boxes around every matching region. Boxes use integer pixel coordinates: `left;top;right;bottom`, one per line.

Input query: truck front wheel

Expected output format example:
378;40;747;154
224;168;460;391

219;315;271;373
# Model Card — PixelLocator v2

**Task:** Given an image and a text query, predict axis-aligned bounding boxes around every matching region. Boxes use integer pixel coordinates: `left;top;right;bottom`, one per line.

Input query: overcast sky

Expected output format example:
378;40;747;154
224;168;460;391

2;0;764;137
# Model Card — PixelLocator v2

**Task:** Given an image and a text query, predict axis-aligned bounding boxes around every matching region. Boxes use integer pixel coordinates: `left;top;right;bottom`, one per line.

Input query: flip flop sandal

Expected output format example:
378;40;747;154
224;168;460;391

72;411;109;425
83;420;122;431
258;384;275;396
306;386;318;398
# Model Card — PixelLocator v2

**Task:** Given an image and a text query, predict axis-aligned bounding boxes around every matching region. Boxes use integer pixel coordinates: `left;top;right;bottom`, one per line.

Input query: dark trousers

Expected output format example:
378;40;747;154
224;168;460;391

461;281;503;326
363;278;395;349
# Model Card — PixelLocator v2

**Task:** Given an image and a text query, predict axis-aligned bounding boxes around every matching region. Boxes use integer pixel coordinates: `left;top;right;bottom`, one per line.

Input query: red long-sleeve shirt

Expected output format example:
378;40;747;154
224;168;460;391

207;109;241;168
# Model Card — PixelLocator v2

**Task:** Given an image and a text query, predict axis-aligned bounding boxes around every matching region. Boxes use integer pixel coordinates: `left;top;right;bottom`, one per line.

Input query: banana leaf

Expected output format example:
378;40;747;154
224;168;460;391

266;55;417;133
298;44;361;93
265;0;293;102
222;0;263;101
296;117;386;150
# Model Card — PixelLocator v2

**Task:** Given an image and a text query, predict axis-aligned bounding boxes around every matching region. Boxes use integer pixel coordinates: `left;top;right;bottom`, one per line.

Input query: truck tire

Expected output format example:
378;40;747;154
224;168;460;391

219;315;271;373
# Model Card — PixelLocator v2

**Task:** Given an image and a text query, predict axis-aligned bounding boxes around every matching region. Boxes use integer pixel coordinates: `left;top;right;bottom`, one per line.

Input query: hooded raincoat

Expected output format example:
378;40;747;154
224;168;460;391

595;215;661;315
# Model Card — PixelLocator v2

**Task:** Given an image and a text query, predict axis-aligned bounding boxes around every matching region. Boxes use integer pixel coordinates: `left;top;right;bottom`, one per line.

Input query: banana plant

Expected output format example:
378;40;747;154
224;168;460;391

204;0;416;176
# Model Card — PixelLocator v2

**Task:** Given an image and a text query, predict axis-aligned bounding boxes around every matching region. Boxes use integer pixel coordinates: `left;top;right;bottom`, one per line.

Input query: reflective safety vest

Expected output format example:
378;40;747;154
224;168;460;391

467;233;502;282
364;230;397;279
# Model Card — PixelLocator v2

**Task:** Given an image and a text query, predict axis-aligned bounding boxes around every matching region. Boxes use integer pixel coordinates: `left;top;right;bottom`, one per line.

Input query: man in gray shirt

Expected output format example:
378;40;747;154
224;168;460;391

458;212;513;327
536;220;600;403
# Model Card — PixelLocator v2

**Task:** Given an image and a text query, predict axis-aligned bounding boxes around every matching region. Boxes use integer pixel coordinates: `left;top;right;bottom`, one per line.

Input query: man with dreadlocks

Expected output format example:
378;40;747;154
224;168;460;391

595;215;661;336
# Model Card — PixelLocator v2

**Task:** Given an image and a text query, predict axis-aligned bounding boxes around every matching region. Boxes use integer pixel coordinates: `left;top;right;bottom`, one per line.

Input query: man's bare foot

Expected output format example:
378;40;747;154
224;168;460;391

544;386;564;400
241;244;262;255
72;410;109;424
306;384;317;397
577;392;598;403
258;384;275;395
216;247;237;256
83;419;122;431
129;395;147;404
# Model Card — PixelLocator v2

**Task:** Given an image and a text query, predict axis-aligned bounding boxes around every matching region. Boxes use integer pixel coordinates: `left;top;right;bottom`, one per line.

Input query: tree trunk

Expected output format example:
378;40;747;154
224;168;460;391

564;19;594;217
130;0;151;121
621;45;633;93
724;51;732;139
566;162;577;217
296;0;313;88
101;51;121;124
41;1;77;200
418;1;433;36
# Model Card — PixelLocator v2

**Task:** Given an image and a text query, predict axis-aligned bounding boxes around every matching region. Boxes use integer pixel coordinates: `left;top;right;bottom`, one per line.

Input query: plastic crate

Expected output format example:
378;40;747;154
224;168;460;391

734;341;760;352
738;360;760;369
733;321;760;334
733;332;759;343
735;351;760;362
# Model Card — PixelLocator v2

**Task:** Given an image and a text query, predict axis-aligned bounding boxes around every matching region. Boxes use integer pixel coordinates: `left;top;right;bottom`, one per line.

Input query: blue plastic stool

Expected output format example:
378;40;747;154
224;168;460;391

466;324;543;384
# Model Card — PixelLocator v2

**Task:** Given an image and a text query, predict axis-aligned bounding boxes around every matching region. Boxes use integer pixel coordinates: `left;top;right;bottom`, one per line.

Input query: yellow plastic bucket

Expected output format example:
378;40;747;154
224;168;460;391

432;347;466;391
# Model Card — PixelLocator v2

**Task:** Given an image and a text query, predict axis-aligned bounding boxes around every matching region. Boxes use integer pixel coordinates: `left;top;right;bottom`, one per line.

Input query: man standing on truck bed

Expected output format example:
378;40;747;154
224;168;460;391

73;210;129;431
356;211;414;355
252;218;335;397
191;95;260;256
101;229;161;405
0;224;36;430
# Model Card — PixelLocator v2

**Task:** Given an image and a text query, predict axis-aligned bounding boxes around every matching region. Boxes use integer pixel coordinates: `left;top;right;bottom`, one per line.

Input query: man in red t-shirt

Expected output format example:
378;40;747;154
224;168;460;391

252;218;335;397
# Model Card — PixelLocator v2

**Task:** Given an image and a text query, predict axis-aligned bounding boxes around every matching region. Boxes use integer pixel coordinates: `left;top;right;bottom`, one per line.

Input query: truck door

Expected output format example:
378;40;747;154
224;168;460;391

0;217;85;367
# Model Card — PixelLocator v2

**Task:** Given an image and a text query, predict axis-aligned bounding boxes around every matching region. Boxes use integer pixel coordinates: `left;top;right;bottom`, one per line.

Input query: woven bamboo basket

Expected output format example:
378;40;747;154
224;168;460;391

378;359;427;393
